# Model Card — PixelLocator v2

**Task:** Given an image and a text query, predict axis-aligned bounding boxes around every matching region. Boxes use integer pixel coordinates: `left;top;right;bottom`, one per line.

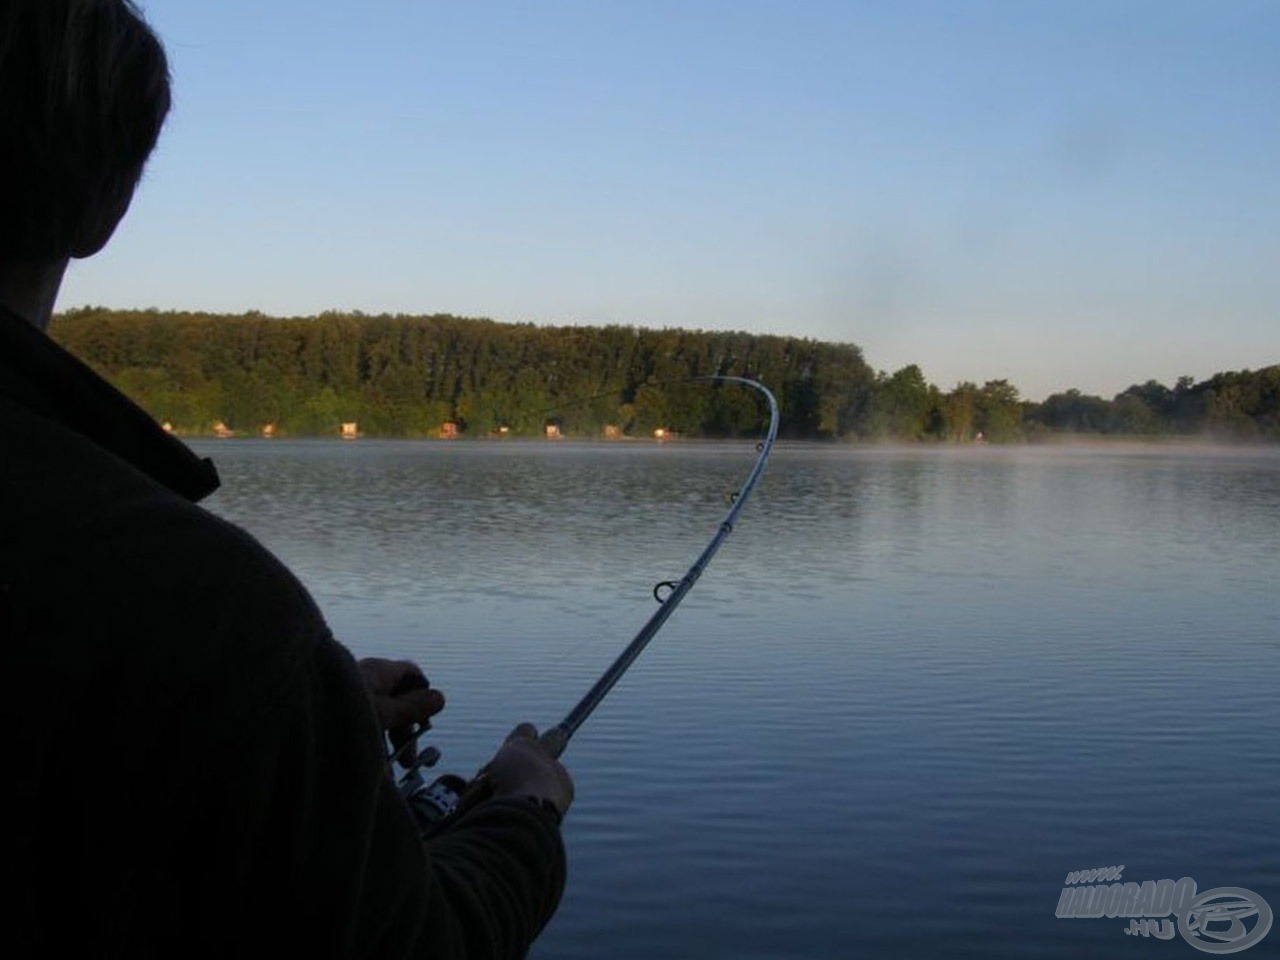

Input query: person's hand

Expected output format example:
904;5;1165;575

477;723;575;820
358;658;445;759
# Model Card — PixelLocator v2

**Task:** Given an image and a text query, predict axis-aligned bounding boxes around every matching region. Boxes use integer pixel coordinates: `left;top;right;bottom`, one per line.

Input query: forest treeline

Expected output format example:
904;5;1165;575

49;308;1280;442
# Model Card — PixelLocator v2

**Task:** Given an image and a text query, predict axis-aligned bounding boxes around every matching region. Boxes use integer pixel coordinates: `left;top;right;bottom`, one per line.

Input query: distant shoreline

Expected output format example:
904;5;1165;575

51;308;1280;444
181;432;1280;449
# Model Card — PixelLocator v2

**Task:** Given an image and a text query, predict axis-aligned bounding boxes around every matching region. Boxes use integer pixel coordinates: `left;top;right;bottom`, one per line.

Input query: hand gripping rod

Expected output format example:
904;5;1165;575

538;376;779;758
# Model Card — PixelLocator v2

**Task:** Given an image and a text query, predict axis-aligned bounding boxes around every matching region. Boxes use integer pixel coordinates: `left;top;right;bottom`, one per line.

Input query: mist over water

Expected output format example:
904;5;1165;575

199;440;1280;959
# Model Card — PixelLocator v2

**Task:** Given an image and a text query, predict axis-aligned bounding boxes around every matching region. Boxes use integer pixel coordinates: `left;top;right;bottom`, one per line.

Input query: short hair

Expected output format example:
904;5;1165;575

0;0;170;261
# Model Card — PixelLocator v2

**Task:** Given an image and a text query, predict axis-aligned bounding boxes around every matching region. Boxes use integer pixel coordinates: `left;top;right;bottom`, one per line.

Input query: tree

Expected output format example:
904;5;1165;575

866;364;933;440
975;380;1023;442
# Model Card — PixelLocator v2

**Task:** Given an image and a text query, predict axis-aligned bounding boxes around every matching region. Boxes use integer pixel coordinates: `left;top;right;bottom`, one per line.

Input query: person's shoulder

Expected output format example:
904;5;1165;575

92;477;329;699
1;402;331;719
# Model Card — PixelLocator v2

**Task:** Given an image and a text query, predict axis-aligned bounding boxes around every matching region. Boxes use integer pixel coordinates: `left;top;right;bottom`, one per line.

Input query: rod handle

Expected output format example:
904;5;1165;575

539;724;569;760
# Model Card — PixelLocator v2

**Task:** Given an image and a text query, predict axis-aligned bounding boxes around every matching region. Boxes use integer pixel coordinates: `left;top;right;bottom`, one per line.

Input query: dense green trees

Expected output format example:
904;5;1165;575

1028;370;1280;440
865;365;936;439
50;309;876;440
49;308;1279;442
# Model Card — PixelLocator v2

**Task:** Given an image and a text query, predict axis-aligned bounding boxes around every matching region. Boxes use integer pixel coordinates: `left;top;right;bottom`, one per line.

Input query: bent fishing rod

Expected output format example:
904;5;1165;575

392;376;779;821
538;376;779;757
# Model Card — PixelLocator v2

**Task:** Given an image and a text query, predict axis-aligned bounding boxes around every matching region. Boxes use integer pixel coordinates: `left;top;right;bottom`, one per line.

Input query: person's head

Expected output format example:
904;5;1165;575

0;0;170;266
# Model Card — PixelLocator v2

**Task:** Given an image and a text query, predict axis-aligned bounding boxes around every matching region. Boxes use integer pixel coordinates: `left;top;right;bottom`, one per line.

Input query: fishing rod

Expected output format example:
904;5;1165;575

393;376;779;823
538;375;779;757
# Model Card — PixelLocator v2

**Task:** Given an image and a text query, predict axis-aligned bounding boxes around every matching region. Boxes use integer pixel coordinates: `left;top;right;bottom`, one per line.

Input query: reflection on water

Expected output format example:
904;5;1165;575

199;440;1280;959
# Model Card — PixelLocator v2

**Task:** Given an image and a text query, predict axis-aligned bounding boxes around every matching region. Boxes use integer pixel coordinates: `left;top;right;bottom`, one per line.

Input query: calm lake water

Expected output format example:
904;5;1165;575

195;439;1280;959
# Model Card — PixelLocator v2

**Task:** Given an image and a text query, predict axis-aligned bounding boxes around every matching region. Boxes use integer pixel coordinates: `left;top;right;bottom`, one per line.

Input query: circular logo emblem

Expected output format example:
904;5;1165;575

1179;887;1273;954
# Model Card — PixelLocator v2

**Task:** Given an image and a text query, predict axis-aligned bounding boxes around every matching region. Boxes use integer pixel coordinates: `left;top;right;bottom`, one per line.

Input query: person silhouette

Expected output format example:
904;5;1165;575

0;3;571;957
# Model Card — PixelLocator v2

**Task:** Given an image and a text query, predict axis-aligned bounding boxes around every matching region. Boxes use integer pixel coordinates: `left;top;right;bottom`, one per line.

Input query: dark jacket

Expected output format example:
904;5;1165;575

0;307;565;958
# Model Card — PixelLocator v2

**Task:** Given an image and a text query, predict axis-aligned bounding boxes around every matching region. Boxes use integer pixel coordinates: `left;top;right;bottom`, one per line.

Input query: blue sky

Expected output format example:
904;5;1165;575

61;0;1278;400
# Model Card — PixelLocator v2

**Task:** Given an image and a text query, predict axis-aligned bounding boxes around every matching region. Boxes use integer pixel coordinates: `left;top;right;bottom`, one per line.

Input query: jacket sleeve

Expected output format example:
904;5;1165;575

190;624;567;960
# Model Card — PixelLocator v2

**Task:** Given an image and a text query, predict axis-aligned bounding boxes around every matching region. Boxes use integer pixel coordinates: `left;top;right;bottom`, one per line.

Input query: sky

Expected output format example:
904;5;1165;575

61;0;1279;401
